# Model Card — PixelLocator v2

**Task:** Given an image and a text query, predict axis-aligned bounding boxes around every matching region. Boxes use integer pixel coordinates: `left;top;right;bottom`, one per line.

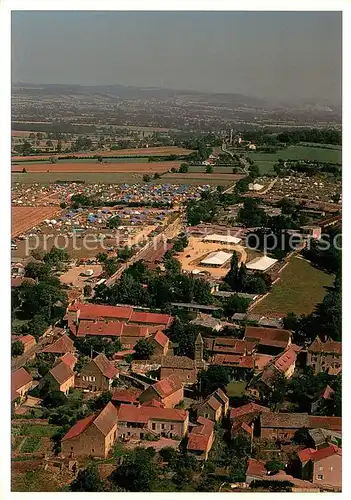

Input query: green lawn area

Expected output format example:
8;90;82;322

225;381;247;397
252;256;334;316
12;469;64;492
247;145;342;175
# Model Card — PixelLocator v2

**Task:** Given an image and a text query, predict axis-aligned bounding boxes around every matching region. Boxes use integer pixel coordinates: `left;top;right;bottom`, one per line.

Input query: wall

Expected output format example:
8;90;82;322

79;362;109;391
313;454;342;490
160;367;197;385
261;427;297;441
196;402;222;422
62;423;117;458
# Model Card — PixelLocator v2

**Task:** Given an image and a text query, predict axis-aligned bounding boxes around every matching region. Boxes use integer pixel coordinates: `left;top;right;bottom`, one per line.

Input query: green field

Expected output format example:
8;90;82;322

20;436;41;453
188;165;239;173
12;172;145;184
247;145;342;174
12;157;149;166
225;381;247;397
12;423;60;438
252;256;334;316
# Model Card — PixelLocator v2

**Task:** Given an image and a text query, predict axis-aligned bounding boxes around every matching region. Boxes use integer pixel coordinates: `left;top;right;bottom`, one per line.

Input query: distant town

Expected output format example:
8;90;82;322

11;83;341;493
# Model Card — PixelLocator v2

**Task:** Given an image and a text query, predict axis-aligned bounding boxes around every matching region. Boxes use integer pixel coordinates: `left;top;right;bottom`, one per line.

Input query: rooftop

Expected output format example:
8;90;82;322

274;348;297;373
161;355;195;370
41;334;75;354
246;255;278;271
112;388;142;403
261;412;310;429
298;444;341;464
200;250;233;266
203;233;241;244
93;353;118;379
244;326;291;349
12;367;33;391
308;336;342;355
150;374;183;399
49;361;74;385
118;403;187;423
62;402;117;441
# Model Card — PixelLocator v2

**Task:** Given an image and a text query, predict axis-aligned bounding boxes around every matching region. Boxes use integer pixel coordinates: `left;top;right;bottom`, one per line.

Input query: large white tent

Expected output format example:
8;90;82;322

203;233;241;245
200;250;233;267
246;255;278;271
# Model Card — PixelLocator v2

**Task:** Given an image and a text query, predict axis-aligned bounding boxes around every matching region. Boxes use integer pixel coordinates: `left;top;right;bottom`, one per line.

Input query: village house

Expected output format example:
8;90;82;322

298;444;342;491
205;337;256;357
187;416;215;461
77;353;118;391
67;303;173;336
111;388;142;408
47;360;75;394
117;403;189;440
308;416;342;433
138;374;184;408
244;326;291;355
148;330;170;357
193;388;229;422
60;352;78;371
11;367;33;406
307;337;342;375
14;334;36;354
260;412;310;441
245;458;320;492
230;402;270;437
311;385;335;414
41;333;76;355
61;402;118;458
308;428;342;450
160;356;197;385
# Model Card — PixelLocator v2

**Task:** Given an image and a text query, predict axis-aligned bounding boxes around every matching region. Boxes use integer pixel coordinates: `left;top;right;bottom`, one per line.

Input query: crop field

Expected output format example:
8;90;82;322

11;146;194;162
160;173;244;186
187;165;241;173
247;145;342;174
12;206;62;237
252;256;334;316
12;160;179;174
12;157;149;166
12;172;145;184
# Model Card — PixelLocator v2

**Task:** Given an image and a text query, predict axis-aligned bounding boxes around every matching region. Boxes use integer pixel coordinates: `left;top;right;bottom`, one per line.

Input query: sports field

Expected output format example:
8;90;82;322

251;256;334;316
247;145;342;174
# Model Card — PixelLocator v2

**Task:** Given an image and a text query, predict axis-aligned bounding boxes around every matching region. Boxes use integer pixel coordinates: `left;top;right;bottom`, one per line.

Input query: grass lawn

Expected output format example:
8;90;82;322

225;381;247;397
247;145;342;175
252;256;334;316
12;469;67;492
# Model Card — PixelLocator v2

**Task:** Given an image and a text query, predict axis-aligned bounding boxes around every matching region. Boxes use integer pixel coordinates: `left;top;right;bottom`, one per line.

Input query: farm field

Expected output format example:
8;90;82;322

187;165;242;173
247;145;342;174
11;146;194;162
252;256;334;316
160;173;244;186
12;157;149;165
11;161;179;174
12;206;62;238
12;172;145;184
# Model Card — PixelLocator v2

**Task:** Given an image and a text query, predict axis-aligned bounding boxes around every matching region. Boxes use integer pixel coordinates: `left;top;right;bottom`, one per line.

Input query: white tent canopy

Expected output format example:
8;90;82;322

246;256;278;271
201;251;233;266
203;233;241;244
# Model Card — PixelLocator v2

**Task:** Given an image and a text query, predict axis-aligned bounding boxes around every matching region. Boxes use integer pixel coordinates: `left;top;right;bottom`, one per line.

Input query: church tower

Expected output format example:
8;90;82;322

195;332;204;368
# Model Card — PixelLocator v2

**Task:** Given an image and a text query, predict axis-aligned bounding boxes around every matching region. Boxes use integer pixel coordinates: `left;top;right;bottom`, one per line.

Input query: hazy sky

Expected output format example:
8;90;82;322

12;11;342;103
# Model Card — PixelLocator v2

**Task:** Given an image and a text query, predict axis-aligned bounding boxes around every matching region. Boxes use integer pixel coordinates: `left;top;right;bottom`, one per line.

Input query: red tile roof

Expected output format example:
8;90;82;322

230;403;270;421
130;310;173;327
62;414;96;441
11;388;20;402
49;361;74;385
152;330;169;348
308;336;342;355
16;335;36;347
309;416;342;432
321;385;335;401
244;326;291;349
207;395;222;411
187;416;214;452
41;334;75;354
261;412;310;429
246;458;267;478
60;352;77;370
62;402;117;441
112;388;141;404
77;320;149;339
12;367;33;391
231;421;253;436
70;303;133;321
274;347;297;373
298;444;341;464
118;403;187;423
151;374;183;399
141;399;164;408
93;353;118;379
11;277;36;288
161;356;195;370
77;320;123;337
212;353;255;369
212;338;256;355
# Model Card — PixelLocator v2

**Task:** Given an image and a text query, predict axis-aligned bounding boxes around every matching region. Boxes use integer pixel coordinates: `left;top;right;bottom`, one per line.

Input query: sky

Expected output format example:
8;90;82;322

11;11;342;104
